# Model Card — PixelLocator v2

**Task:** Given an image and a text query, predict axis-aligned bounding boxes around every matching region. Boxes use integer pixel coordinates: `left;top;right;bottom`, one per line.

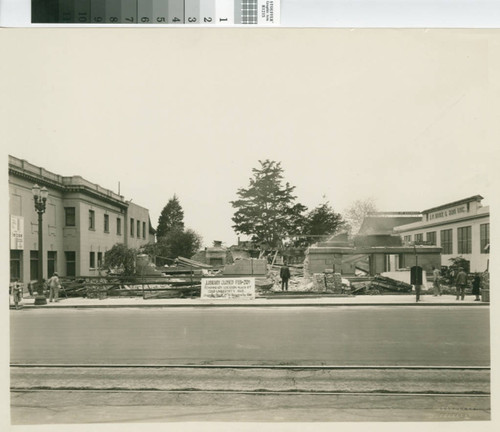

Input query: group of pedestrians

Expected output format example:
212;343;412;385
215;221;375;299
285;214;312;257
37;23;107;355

9;272;62;308
432;266;482;301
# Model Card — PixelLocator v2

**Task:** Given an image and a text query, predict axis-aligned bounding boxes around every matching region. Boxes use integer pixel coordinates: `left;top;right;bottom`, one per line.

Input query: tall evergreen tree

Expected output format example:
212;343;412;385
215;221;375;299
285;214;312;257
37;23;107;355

302;201;345;245
231;160;307;248
143;228;202;264
157;195;184;238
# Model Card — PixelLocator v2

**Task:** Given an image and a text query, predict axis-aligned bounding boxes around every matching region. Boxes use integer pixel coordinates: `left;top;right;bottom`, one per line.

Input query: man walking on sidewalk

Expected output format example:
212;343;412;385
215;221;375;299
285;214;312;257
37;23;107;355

432;266;441;296
48;272;61;303
455;267;468;301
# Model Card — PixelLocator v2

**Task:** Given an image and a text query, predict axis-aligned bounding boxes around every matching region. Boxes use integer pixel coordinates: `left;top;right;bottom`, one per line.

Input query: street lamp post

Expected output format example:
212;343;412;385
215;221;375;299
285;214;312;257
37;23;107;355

32;184;48;305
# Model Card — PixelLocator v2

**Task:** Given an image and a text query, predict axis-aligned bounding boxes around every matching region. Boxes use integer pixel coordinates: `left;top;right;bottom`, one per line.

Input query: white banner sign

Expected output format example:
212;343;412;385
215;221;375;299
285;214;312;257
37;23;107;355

201;277;255;300
10;215;24;250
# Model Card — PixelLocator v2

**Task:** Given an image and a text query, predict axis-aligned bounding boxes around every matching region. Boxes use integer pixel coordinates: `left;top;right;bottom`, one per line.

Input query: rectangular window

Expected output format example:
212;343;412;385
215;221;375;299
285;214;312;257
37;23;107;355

65;251;76;277
47;251;57;277
414;233;423;244
143;222;146;239
10;250;22;282
440;229;453;254
117;217;122;235
426;231;436;245
30;250;39;281
65;207;76;226
97;252;103;268
89;210;95;230
458;226;472;254
480;223;490;254
89;252;95;269
137;220;141;238
130;218;134;237
403;235;411;244
104;214;109;233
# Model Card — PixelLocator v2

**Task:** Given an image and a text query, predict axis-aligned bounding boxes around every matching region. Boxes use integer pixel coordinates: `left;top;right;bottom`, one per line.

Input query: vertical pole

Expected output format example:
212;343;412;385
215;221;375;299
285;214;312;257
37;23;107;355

34;210;47;305
142;266;145;300
37;210;43;290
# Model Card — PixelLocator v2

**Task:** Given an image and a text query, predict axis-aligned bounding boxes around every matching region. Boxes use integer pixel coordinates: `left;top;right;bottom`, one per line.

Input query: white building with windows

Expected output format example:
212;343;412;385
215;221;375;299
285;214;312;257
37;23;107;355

9;155;155;283
393;195;490;272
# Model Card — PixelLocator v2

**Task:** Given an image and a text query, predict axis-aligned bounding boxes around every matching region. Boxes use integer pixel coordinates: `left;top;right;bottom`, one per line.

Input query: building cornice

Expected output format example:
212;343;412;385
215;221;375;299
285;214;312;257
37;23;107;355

394;211;490;233
308;245;442;254
9;164;128;210
422;195;483;214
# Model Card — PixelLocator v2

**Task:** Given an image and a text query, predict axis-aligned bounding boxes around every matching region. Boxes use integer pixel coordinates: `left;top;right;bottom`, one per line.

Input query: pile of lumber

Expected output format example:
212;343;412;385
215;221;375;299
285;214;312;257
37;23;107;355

370;275;412;293
175;256;213;269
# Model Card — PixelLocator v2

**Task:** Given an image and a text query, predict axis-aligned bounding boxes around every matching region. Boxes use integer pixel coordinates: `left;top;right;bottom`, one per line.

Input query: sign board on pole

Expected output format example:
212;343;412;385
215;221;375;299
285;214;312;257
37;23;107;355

10;215;24;250
201;277;255;300
410;266;423;285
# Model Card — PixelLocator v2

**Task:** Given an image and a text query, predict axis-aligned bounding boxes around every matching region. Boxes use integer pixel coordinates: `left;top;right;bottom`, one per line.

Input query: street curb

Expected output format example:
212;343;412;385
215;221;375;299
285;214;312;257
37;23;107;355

11;302;490;310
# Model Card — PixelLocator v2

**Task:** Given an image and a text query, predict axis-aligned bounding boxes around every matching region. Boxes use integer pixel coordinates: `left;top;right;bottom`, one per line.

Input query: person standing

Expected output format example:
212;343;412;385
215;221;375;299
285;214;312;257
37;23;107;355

432;266;441;296
11;279;22;309
472;273;481;301
455;267;468;301
280;263;291;292
48;272;61;303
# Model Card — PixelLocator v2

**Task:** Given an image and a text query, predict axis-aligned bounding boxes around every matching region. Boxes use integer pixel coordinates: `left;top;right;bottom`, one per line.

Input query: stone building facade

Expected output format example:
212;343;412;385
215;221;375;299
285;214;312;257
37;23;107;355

9;155;154;282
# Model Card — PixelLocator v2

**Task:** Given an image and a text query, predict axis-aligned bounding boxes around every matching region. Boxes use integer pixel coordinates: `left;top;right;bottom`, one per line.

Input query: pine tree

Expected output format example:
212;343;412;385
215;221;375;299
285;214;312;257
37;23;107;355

157;195;184;238
304;201;345;243
231;160;307;248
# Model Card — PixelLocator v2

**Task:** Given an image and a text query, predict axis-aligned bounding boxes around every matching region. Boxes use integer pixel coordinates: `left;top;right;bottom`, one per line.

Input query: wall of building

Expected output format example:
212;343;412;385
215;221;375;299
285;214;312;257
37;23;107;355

9;176;66;283
9;156;153;282
126;202;151;249
72;193;127;276
306;246;441;276
396;214;489;272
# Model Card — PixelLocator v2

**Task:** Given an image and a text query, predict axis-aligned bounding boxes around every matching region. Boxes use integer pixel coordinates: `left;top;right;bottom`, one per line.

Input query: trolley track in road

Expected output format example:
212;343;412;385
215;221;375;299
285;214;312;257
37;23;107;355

11;365;491;423
10;389;491;397
10;363;491;370
11;364;491;396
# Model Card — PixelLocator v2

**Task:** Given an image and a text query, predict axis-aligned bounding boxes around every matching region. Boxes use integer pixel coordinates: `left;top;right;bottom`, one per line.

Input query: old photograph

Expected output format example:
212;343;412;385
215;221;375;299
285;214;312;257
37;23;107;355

1;15;498;431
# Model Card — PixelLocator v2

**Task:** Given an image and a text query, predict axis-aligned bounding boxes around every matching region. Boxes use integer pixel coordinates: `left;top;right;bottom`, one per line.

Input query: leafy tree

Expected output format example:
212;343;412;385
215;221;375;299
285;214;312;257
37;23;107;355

144;228;202;264
104;243;138;276
231;160;307;248
157;195;184;238
441;256;471;286
302;201;346;245
343;198;377;236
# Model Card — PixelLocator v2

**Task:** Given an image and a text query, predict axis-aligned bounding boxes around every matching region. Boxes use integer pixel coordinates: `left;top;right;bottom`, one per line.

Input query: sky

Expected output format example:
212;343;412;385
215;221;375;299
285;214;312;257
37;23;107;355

2;28;499;247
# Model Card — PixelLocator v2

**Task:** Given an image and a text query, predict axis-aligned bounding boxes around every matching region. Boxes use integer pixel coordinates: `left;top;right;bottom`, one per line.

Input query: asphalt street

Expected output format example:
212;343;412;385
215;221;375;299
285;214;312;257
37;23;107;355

9;305;491;424
10;306;490;366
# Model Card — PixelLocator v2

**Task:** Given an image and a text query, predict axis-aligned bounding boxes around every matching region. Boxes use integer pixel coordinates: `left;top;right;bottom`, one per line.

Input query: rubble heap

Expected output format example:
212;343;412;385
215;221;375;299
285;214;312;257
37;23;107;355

370;275;413;293
312;271;344;293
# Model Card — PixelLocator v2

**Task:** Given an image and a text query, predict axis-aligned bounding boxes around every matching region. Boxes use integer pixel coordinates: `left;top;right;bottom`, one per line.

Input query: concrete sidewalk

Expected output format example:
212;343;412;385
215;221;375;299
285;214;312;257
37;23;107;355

10;293;489;309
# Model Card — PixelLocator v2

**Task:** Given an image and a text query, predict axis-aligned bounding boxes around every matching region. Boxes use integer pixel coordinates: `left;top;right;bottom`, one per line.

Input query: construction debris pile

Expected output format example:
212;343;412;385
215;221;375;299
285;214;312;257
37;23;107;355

56;252;428;299
350;275;412;295
310;271;344;293
265;264;310;293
